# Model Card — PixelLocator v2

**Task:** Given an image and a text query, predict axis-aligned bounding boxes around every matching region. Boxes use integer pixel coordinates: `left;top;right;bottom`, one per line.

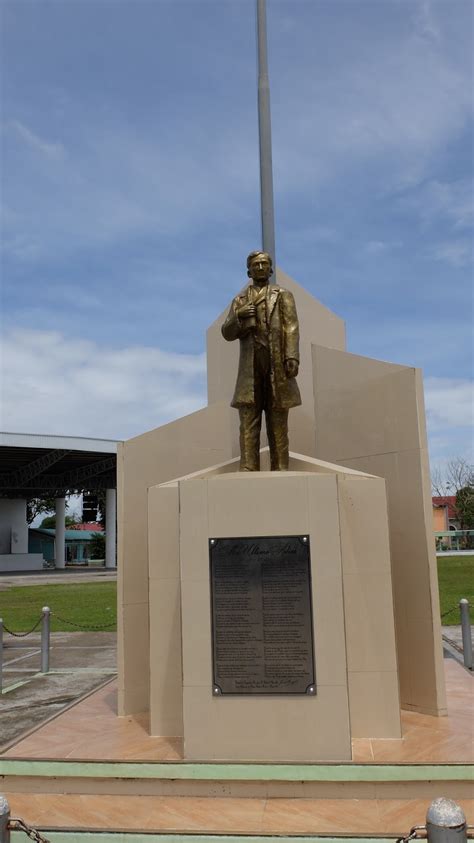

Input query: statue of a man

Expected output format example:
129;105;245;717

221;250;301;471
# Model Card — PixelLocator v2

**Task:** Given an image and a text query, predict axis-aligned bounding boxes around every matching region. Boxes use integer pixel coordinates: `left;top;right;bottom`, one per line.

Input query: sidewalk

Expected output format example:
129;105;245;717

443;624;474;653
0;568;117;589
0;630;116;749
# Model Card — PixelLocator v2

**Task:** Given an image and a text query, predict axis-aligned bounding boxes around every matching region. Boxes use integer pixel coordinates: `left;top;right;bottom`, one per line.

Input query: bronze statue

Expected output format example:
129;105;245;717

221;251;301;471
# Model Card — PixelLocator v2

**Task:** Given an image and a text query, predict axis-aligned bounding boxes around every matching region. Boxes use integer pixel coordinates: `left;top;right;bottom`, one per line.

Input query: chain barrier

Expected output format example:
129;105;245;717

2;613;115;636
440;605;459;619
2;617;42;638
7;817;51;842
442;632;464;654
51;613;116;630
395;824;426;843
397;822;474;842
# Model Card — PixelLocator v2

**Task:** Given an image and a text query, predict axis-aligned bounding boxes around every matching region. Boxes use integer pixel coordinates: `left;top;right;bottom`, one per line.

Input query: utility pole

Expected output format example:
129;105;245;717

256;0;276;267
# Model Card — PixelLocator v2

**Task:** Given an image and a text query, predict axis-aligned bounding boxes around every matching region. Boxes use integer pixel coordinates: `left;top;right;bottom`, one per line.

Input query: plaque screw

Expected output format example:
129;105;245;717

210;539;216;545
303;536;308;542
213;686;221;696
308;685;315;695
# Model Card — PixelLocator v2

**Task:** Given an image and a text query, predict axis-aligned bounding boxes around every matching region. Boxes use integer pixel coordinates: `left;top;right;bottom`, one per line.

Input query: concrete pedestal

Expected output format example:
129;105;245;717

147;455;401;762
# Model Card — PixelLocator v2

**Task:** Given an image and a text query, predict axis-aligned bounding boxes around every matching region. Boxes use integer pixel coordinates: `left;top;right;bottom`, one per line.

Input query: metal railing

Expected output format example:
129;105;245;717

396;798;472;843
0;608;50;694
435;530;474;552
0;607;116;693
441;598;473;671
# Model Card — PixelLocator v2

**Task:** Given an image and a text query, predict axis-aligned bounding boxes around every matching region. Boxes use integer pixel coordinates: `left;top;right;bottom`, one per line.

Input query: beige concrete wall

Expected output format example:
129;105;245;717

337;472;401;738
311;345;447;716
207;268;346;459
117;400;239;715
148;483;183;737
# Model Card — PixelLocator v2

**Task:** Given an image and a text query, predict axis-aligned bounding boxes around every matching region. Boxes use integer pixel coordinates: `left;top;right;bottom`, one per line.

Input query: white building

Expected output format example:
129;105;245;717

0;432;119;572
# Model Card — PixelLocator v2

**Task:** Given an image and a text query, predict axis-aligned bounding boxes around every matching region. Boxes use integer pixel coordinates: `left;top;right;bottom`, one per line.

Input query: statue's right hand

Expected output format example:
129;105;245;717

237;303;256;320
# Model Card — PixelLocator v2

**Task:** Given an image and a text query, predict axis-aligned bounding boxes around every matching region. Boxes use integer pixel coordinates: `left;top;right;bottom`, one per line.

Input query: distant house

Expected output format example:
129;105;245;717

432;496;459;531
28;528;100;564
71;522;103;532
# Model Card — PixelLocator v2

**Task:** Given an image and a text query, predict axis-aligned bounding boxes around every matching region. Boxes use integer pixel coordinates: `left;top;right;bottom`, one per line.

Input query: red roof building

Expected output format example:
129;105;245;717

432;496;460;531
70;522;103;532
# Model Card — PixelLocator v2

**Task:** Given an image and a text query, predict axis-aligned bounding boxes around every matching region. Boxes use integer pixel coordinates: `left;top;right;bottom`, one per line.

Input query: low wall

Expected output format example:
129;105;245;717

0;554;44;572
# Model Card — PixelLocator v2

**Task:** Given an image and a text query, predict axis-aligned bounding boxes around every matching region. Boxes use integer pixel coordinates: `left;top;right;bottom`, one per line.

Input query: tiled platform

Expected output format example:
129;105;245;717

4;658;472;764
1;657;473;836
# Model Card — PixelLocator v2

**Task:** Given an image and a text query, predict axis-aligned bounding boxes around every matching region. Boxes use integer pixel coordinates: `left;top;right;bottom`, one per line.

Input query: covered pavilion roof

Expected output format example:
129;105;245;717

0;432;119;498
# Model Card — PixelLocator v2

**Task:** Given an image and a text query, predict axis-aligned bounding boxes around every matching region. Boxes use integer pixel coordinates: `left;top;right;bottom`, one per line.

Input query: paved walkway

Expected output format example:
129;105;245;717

443;624;474;653
0;631;116;749
0;568;117;590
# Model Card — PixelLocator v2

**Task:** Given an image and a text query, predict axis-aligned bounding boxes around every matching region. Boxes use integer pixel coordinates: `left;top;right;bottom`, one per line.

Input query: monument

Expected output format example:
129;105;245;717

222;250;301;471
116;0;446;761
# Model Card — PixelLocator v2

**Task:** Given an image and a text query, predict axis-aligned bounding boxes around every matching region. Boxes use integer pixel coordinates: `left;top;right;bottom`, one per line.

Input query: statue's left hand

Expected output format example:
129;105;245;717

285;359;299;378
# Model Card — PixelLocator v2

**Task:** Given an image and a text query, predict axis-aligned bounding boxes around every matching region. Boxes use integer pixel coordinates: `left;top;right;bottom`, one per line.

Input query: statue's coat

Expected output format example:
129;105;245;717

221;284;302;410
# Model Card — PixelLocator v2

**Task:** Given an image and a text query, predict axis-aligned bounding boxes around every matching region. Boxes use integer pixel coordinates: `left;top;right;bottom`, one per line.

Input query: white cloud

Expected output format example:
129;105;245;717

273;11;472;193
402;179;474;230
364;240;402;256
1;118;257;262
0;329;207;440
424;377;474;429
7;120;65;159
414;0;441;43
429;239;473;267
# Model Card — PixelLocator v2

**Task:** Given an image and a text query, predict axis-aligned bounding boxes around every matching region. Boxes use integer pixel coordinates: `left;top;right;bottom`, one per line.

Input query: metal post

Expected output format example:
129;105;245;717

0;619;3;695
256;0;276;267
0;794;10;843
426;797;467;843
41;606;50;674
105;488;117;569
459;598;473;670
55;496;66;569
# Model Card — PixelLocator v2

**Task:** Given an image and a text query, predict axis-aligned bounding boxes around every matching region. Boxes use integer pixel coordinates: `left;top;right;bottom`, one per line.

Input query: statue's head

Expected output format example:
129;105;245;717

246;250;273;282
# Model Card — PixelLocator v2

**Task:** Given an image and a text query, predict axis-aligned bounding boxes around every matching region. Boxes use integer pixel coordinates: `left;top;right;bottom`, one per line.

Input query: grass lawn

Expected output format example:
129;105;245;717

0;582;117;633
0;557;472;632
437;555;474;625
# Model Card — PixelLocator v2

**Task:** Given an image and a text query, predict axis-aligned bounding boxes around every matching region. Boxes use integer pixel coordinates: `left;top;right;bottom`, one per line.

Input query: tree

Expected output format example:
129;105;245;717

431;457;474;498
455;486;474;531
40;513;79;529
26;497;56;525
89;532;105;559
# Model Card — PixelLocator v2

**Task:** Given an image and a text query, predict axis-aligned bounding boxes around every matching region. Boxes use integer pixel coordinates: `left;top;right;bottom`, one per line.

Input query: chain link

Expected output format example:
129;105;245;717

3;617;43;638
2;612;115;636
440;605;459;619
442;632;464;655
395;825;426;843
8;817;51;842
52;613;116;630
4;816;471;843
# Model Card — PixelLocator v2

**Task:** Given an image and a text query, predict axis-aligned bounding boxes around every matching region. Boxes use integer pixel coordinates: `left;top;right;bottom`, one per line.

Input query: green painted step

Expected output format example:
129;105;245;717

1;758;471;782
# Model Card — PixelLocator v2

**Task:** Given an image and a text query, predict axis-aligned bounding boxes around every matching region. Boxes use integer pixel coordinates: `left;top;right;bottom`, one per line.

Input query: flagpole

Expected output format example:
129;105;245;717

256;0;276;267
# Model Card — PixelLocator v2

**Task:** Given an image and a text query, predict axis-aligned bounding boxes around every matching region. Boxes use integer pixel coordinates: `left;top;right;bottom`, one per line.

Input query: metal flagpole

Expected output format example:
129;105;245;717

256;0;276;267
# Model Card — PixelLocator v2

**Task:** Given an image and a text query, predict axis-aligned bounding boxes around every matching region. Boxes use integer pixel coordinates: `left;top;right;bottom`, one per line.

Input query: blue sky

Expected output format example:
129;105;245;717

1;0;472;470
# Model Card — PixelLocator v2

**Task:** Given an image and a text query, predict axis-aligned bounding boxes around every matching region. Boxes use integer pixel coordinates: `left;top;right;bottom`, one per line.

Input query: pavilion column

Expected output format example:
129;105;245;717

55;496;66;569
105;488;116;569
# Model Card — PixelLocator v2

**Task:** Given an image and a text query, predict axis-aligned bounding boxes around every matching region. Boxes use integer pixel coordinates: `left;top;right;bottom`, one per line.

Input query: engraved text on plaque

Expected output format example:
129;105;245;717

209;536;315;695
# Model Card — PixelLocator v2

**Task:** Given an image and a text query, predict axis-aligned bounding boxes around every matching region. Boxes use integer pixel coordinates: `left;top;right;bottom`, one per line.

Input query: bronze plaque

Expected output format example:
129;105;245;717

209;536;316;695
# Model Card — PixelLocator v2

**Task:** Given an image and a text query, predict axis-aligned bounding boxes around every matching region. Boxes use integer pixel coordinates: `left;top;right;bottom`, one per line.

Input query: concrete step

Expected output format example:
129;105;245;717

0;757;471;800
5;790;473;837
